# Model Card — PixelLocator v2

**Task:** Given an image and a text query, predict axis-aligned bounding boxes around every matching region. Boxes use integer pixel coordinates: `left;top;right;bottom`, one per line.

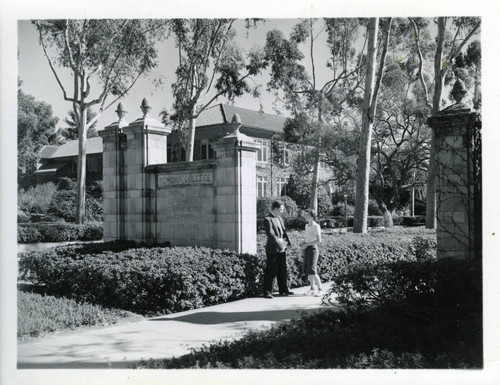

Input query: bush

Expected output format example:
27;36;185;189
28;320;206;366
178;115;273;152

140;258;481;369
19;228;436;317
17;209;31;223
18;182;58;214
48;178;103;222
18;246;261;316
17;222;103;243
401;216;426;227
316;188;333;217
284;216;307;230
272;229;436;290
330;204;355;217
367;216;384;227
368;200;382;215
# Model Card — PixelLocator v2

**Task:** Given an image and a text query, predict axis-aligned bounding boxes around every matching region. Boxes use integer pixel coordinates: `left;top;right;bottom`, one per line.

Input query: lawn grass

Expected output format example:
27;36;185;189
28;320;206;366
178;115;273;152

17;290;144;341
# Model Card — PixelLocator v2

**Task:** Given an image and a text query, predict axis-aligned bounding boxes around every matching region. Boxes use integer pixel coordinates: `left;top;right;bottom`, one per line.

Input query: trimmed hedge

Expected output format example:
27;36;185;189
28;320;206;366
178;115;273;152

17;222;103;243
259;228;437;289
19;246;260;316
19;229;436;317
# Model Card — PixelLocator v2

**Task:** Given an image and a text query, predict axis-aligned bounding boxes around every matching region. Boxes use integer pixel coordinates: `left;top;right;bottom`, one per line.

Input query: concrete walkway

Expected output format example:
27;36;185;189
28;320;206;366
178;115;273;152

17;283;337;369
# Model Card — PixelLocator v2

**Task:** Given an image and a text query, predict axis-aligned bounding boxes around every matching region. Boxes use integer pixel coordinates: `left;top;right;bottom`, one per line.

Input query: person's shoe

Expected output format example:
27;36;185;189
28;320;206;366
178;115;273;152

279;291;294;296
305;289;317;296
264;293;274;299
314;289;325;297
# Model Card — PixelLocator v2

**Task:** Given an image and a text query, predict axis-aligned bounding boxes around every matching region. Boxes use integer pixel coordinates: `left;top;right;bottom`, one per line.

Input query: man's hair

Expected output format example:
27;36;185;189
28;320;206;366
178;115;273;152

304;208;317;220
271;200;283;210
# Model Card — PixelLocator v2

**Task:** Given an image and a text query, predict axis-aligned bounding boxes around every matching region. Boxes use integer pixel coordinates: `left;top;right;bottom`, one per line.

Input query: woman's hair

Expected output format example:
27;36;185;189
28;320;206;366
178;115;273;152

271;200;283;210
304;208;317;220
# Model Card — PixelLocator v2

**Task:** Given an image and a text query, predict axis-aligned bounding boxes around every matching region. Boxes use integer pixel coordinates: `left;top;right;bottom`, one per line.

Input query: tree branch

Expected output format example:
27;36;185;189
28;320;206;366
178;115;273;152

37;26;75;103
409;18;433;110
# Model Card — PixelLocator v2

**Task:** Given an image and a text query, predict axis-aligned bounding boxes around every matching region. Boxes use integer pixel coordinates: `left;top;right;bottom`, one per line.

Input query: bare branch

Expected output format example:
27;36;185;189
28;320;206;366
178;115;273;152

37;27;75;103
447;21;480;62
310;20;317;90
370;18;392;118
63;20;79;73
409;18;433;110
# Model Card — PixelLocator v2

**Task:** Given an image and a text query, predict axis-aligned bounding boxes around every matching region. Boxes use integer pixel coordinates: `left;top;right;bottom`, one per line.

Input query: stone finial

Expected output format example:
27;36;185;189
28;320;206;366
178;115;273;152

140;97;152;117
436;78;472;115
115;102;127;121
451;79;467;103
230;113;242;134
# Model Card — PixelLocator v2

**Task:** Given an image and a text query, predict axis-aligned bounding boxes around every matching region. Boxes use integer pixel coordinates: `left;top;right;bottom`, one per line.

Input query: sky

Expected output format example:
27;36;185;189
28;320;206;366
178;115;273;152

17;19;321;131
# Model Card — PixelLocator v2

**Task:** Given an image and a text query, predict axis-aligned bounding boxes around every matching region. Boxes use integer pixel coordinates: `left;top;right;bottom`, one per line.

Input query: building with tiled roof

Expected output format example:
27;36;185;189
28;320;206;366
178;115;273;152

32;103;330;199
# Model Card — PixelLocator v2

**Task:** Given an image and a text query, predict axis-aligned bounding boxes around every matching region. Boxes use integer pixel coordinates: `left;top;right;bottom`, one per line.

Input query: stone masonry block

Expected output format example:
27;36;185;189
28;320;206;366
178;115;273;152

104;191;117;199
217;186;236;196
452;211;467;224
215;195;230;215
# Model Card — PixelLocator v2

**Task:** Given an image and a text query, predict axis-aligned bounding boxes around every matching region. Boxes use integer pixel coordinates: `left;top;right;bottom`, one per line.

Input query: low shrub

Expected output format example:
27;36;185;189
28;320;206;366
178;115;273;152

284;216;307;230
17;222;103;243
17;291;143;340
19;228;436;317
19;246;260;316
274;229;436;290
321;216;354;228
401;216;426;227
17;209;31;223
18;182;58;214
139;258;481;369
367;216;384;227
330;204;355;217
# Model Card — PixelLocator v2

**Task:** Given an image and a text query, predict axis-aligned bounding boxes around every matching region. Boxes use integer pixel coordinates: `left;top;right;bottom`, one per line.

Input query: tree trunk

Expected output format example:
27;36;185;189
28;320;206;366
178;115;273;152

75;106;88;224
186;113;197;162
353;18;378;233
309;136;321;214
425;17;446;230
473;66;480;109
382;205;394;228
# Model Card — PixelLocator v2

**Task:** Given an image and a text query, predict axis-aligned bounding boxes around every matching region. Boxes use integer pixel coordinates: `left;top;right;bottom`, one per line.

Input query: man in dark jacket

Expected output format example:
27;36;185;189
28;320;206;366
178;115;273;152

263;200;294;299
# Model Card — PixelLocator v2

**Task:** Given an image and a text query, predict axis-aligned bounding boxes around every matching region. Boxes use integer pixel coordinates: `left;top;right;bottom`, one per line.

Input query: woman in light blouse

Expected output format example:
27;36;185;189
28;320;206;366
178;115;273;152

301;209;324;296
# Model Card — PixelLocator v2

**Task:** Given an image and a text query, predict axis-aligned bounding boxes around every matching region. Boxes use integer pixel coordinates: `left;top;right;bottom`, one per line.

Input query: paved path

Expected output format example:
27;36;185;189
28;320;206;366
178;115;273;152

17;283;337;369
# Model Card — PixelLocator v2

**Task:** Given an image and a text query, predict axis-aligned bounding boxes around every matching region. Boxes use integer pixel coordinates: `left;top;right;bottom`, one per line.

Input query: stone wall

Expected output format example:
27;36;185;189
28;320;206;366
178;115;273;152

147;161;217;247
99;101;259;254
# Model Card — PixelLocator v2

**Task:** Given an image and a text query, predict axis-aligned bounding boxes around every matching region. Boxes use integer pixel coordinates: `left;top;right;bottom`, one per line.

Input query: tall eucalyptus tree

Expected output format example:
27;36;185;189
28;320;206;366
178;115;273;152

34;19;167;223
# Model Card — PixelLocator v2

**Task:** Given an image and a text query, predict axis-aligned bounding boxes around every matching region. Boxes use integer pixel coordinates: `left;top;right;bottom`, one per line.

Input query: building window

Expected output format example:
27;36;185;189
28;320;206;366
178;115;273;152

256;139;268;163
276;176;288;196
171;144;186;162
200;139;215;160
257;175;267;198
282;146;289;166
87;158;98;172
167;143;172;163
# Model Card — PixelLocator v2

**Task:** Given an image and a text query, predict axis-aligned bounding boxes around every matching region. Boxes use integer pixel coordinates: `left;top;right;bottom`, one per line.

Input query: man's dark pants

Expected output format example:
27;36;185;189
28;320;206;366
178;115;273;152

263;251;288;294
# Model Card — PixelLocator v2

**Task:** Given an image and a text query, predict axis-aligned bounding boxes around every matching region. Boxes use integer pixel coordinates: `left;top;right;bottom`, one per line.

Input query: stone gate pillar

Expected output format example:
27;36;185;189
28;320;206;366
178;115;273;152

98;102;128;242
102;98;171;243
428;80;481;260
212;113;259;254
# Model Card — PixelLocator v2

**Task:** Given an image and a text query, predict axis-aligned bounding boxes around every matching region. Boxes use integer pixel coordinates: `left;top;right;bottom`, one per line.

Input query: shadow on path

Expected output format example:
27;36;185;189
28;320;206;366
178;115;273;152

150;308;325;325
